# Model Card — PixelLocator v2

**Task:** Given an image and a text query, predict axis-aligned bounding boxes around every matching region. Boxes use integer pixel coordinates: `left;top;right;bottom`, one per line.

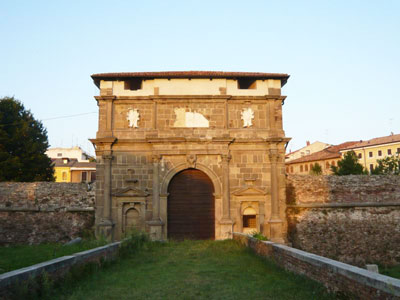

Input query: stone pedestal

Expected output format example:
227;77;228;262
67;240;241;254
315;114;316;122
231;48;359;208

96;219;115;241
268;219;285;244
220;219;235;239
147;220;164;241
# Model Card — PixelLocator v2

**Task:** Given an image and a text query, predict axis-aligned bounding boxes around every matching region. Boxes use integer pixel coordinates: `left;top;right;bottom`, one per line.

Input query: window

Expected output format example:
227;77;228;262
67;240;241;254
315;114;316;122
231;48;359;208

369;152;373;158
397;148;400;154
57;153;62;157
124;78;143;91
243;207;257;229
90;172;96;182
370;164;374;172
306;150;310;155
237;78;256;89
81;171;87;182
300;152;305;157
326;162;330;169
388;149;392;155
378;150;382;156
243;215;256;228
331;161;335;166
305;164;309;172
290;166;293;173
358;153;362;159
286;167;289;173
62;171;67;181
300;165;303;172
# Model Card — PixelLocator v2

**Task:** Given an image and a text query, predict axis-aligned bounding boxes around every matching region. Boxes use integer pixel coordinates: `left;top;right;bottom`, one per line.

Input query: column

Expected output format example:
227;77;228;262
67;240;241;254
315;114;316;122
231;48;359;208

152;154;160;221
221;154;231;220
147;154;164;240
268;149;284;243
97;154;114;241
220;154;234;239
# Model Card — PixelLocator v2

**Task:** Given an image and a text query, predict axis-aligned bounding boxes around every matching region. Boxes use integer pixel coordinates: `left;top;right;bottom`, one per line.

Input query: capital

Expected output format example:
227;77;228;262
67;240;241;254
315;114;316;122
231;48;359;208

221;154;232;163
102;154;113;161
268;149;280;163
152;154;161;163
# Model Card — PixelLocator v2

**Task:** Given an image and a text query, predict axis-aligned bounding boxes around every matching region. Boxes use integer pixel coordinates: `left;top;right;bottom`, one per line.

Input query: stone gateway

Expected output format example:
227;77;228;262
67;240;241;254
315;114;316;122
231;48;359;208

90;71;290;242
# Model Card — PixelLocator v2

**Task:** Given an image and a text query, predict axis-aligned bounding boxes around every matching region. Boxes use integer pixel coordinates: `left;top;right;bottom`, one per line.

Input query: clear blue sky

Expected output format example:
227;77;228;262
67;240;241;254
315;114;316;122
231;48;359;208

1;1;399;155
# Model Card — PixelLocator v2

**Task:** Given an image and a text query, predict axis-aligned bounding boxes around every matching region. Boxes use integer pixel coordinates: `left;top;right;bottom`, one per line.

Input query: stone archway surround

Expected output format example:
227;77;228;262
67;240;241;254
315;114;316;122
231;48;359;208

160;162;223;240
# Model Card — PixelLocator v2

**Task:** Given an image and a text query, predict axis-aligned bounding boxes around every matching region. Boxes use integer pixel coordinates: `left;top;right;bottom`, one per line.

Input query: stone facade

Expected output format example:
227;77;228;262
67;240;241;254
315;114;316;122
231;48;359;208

0;182;95;245
286;175;400;266
90;71;290;242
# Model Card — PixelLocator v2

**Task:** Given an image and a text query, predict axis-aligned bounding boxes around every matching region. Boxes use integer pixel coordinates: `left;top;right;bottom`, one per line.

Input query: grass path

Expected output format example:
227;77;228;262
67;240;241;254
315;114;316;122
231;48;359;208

54;239;335;300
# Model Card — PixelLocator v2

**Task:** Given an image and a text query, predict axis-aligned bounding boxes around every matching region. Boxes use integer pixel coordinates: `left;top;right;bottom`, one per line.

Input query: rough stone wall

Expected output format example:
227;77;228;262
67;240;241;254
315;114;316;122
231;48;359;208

0;182;95;245
286;175;400;266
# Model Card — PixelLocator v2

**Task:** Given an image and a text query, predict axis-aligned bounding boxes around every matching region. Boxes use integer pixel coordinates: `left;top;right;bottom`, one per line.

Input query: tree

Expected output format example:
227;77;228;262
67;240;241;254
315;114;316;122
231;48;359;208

0;97;54;181
310;163;322;175
371;155;400;175
331;151;366;176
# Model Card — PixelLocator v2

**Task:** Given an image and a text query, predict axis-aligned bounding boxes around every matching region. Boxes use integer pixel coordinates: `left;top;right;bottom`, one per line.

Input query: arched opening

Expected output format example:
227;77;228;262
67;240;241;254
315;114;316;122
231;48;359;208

167;168;215;240
242;207;257;234
124;208;140;233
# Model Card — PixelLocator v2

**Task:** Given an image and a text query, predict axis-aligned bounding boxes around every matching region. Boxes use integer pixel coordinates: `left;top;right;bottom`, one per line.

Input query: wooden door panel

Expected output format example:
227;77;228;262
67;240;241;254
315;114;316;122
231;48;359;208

167;169;215;240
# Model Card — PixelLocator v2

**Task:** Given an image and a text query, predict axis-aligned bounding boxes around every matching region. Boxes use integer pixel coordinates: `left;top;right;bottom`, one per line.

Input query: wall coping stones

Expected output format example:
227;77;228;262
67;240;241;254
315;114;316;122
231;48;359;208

286;202;400;208
0;242;121;292
233;232;400;297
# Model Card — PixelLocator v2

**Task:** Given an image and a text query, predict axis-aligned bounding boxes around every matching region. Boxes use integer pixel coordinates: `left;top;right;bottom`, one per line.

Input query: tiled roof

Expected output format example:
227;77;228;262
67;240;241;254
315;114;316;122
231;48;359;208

340;134;400;150
52;158;78;167
52;159;96;169
286;141;358;164
91;71;289;86
72;162;96;168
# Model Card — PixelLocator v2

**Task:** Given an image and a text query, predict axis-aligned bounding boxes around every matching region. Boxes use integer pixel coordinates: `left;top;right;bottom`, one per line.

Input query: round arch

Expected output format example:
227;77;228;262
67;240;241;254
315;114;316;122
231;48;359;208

160;162;222;197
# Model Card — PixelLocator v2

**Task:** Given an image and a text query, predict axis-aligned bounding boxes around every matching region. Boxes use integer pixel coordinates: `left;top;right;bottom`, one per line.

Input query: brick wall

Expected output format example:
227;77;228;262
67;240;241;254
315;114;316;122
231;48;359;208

0;182;95;245
286;175;400;266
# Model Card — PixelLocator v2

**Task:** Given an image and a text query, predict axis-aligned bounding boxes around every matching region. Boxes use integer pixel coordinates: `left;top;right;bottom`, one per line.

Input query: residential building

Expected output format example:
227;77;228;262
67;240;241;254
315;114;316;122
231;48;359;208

46;146;93;162
285;141;331;162
52;158;96;183
286;142;358;175
340;133;400;173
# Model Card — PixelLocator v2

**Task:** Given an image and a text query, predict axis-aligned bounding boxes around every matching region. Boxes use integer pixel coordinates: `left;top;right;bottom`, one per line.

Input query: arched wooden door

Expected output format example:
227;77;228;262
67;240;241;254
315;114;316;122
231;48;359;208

167;168;215;240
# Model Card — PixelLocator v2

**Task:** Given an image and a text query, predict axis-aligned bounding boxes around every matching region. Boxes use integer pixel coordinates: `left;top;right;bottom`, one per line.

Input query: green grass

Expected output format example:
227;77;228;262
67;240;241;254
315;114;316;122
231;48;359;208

50;239;336;300
381;265;400;279
0;239;107;274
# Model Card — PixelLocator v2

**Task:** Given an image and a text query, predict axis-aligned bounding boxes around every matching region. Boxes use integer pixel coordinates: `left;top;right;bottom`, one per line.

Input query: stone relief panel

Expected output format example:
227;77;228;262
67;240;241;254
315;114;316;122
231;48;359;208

173;108;209;128
113;103;153;131
241;108;254;128
228;103;268;129
127;108;140;128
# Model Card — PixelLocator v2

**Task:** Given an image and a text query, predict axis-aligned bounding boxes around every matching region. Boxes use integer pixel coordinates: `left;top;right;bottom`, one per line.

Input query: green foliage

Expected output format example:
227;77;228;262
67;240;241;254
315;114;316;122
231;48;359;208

251;231;269;241
310;163;323;175
381;265;400;279
331;151;366;176
370;155;400;175
0;239;107;274
53;240;335;299
119;230;150;257
0;97;54;181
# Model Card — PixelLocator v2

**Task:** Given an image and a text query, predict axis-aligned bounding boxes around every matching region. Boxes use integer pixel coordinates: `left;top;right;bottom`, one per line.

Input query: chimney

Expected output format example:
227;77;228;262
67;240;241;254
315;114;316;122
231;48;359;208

306;141;310;146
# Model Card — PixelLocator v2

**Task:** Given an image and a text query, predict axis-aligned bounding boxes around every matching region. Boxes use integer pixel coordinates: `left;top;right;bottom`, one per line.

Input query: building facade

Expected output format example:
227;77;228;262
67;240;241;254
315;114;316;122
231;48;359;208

285;141;330;162
340;133;400;172
52;158;96;183
90;71;290;242
286;142;357;175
